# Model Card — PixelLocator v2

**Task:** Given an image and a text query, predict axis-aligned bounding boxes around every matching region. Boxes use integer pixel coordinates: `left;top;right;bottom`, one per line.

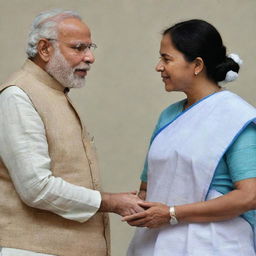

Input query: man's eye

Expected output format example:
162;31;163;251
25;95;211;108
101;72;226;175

72;46;85;52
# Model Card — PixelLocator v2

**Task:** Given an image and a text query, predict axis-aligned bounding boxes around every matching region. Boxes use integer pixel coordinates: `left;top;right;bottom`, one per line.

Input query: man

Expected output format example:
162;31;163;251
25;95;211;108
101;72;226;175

0;9;143;256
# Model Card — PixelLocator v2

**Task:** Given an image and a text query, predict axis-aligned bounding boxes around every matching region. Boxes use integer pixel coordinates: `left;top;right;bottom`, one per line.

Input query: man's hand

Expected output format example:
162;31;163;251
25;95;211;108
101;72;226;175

121;201;170;228
99;191;145;216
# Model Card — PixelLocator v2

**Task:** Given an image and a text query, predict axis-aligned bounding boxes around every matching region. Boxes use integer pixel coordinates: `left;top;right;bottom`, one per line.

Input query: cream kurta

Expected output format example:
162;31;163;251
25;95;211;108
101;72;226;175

0;60;110;256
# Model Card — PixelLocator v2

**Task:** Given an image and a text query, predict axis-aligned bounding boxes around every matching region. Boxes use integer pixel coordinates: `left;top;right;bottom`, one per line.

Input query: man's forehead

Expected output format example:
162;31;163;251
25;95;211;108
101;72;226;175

57;18;91;40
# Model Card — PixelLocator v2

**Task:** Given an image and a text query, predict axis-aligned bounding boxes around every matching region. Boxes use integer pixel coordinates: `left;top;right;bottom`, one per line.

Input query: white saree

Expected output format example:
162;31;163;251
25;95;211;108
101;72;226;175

128;91;256;256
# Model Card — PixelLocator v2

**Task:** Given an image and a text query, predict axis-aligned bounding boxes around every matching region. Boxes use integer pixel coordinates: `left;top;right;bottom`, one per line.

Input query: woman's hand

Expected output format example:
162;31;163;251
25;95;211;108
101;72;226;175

122;178;256;229
122;201;170;228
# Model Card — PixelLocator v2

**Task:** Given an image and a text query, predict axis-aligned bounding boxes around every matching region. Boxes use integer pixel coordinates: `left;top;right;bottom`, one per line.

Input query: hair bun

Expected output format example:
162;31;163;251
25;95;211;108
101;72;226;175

214;53;242;83
228;53;243;66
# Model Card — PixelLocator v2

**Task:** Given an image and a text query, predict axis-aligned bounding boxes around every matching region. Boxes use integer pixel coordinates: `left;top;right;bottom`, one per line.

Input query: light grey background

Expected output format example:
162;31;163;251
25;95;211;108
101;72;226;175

0;1;255;255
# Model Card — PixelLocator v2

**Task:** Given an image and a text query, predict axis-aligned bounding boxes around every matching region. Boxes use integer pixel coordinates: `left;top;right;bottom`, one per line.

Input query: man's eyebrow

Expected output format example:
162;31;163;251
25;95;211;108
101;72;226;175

69;40;92;45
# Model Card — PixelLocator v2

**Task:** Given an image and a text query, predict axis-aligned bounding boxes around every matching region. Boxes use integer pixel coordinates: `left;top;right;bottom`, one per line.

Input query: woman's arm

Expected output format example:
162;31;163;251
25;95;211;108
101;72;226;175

138;181;147;200
122;178;256;228
176;178;256;223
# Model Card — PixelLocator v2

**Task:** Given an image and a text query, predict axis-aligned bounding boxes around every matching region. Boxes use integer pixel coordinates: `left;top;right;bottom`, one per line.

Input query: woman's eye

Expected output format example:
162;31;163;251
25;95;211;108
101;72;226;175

159;56;171;64
162;58;170;63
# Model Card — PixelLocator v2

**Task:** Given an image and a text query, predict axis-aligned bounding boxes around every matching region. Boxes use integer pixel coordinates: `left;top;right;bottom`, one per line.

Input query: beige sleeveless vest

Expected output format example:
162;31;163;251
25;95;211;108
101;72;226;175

0;60;110;256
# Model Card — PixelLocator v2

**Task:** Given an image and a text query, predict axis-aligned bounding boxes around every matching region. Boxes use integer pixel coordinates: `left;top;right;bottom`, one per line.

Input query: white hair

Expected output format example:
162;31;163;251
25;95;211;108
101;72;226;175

26;9;81;58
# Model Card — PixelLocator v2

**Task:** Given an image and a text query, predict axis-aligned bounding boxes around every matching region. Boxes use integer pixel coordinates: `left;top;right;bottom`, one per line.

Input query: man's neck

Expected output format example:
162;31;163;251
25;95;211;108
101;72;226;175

29;56;47;71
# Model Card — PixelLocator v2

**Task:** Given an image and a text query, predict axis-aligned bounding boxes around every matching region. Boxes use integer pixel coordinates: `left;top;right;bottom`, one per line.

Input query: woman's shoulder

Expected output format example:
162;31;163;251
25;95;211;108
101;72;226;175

226;122;256;164
160;99;186;118
226;122;256;182
229;122;256;152
156;99;186;128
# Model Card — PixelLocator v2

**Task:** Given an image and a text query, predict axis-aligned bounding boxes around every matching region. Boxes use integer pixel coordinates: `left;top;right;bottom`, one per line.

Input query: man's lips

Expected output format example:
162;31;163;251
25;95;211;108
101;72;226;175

75;69;88;77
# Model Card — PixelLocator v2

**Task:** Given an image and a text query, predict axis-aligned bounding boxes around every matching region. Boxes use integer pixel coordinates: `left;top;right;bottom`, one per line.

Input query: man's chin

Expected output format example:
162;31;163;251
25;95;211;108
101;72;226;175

68;78;86;88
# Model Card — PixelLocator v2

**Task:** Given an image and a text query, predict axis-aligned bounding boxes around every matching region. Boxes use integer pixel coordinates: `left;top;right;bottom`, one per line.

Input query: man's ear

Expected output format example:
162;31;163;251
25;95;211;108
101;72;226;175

37;39;54;62
194;57;204;76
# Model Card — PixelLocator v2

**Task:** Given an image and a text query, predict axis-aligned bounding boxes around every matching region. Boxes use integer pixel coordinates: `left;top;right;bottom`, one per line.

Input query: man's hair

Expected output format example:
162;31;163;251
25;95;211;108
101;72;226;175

26;9;81;58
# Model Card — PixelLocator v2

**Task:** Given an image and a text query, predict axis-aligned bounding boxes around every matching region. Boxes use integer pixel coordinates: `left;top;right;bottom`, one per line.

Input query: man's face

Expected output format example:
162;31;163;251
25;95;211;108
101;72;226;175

46;18;95;88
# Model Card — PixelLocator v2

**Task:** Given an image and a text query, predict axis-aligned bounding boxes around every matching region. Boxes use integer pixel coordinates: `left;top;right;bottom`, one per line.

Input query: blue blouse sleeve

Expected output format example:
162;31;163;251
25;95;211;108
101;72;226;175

226;122;256;182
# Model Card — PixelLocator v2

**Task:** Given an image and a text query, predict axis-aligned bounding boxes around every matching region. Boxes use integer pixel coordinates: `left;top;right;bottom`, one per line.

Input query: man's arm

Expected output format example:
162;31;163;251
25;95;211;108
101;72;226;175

0;86;143;222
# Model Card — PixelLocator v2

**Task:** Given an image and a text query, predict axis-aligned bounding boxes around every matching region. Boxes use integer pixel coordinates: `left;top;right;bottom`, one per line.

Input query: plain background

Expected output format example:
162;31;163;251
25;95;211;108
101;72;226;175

0;1;256;255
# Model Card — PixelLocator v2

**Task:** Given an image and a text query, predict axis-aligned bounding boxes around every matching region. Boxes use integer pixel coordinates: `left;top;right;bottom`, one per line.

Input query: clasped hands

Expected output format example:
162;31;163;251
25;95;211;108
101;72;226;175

100;191;170;228
122;200;170;228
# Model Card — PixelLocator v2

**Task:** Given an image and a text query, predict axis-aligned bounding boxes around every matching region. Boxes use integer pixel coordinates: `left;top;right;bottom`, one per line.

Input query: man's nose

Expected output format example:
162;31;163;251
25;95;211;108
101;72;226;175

82;49;95;64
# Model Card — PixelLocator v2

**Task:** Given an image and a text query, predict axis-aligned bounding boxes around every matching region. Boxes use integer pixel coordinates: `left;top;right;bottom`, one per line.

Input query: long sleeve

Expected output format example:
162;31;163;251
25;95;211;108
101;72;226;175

0;86;101;223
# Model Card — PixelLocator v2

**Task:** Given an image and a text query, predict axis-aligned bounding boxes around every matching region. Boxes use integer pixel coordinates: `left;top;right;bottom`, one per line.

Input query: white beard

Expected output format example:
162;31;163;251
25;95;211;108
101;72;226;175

45;46;90;88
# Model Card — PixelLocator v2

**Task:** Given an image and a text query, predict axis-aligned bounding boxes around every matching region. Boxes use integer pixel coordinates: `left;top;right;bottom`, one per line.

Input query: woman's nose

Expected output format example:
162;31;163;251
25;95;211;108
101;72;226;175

155;61;164;72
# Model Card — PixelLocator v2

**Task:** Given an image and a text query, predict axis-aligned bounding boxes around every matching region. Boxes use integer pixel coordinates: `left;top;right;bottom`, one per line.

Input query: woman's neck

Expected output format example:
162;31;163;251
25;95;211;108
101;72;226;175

183;80;222;110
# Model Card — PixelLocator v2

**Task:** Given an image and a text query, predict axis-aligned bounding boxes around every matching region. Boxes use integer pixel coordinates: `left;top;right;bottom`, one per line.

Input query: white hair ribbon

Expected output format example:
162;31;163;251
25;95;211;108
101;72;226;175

228;53;243;66
224;70;239;82
223;53;243;83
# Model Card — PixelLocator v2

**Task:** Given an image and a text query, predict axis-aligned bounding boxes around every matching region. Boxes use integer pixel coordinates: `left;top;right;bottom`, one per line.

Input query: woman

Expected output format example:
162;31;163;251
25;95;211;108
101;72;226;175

123;19;256;256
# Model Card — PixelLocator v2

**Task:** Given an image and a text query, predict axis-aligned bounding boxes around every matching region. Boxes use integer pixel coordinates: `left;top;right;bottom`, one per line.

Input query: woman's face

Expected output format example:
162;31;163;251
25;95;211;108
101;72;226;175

156;34;195;92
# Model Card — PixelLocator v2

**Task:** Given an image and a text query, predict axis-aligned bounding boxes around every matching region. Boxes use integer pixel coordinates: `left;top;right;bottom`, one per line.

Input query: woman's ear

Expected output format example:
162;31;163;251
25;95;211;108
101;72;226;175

37;39;54;63
194;57;204;76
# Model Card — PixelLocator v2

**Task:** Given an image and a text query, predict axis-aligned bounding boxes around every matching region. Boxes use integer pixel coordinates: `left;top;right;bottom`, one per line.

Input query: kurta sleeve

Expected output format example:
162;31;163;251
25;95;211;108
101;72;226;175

0;86;101;223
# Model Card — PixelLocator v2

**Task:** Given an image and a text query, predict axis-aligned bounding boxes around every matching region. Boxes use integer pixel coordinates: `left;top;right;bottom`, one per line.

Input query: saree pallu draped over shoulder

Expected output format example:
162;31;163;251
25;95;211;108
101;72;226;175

128;91;256;256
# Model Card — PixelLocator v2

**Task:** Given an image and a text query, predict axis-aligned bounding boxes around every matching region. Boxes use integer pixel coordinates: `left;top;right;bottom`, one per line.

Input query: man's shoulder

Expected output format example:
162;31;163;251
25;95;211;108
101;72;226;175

0;86;29;104
0;86;26;96
0;64;28;92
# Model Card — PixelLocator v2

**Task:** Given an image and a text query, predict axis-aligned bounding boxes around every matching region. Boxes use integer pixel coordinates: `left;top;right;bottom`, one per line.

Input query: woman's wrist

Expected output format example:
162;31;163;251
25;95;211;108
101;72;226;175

138;190;146;200
169;206;179;225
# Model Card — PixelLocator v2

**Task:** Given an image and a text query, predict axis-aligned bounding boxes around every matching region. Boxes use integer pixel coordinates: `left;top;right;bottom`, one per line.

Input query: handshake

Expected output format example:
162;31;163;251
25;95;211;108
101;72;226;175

99;188;171;229
99;191;146;217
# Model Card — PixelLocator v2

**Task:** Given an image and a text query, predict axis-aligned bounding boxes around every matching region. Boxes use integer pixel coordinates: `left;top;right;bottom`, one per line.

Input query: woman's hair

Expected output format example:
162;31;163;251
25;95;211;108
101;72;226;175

163;19;239;83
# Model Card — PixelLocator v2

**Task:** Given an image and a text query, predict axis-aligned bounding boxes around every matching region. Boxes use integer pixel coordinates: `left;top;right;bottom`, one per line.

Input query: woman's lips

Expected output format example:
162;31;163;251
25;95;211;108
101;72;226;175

162;76;169;82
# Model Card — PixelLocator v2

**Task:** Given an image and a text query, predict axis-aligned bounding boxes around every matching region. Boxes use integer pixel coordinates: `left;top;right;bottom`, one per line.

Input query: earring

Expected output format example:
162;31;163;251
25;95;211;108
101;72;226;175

194;72;198;76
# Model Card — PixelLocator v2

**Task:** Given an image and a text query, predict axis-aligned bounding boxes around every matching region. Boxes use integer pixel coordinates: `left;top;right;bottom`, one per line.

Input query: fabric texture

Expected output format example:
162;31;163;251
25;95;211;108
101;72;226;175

129;91;256;255
0;60;110;256
140;96;256;226
0;86;101;222
0;247;55;256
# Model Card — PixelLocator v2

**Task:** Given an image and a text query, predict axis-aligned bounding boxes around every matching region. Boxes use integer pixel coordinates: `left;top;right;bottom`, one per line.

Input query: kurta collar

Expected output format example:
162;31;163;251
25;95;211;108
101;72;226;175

22;59;68;93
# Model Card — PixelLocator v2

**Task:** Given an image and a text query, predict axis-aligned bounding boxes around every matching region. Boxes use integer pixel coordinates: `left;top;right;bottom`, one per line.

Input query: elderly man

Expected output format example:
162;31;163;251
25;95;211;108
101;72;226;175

0;9;143;256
